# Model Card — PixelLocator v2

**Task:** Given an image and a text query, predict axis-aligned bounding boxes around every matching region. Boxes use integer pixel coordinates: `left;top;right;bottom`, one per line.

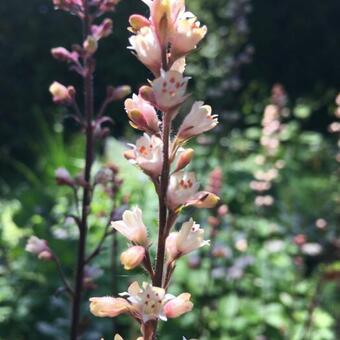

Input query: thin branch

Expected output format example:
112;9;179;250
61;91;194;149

51;251;74;297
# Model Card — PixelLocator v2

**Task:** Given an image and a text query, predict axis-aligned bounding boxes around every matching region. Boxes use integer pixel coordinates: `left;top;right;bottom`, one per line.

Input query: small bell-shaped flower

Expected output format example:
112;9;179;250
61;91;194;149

177;101;218;141
111;207;148;246
166;219;209;260
163;293;193;318
124;94;160;134
119;281;172;322
167;171;219;211
151;70;189;112
125;133;163;177
129;26;162;75
49;82;75;105
120;246;145;270
170;14;207;58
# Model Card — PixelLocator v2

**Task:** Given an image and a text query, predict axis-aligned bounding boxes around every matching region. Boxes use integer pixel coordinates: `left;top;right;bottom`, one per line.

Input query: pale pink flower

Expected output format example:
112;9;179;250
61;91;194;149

170;14;207;58
25;236;52;260
163;293;193;318
129;26;162;75
124;94;160;134
120;246;145;270
111;207;148;246
55;167;74;186
91;18;113;40
167;172;219;210
126;134;163;177
89;297;130;318
49;82;74;104
166;219;209;260
177;101;218;140
51;47;79;64
170;57;186;73
152;70;189;111
119;281;172;322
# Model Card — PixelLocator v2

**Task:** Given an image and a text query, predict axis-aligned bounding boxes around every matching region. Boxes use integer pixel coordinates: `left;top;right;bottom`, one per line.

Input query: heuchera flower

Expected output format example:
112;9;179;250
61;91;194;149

167;172;219;210
111;207;148;246
49;81;74;104
119;281;172;322
25;236;52;260
51;47;79;64
128;26;162;75
89;297;130;317
177;101;218;140
125;133;163;177
163;293;193;318
166;219;209;260
120;246;145;270
91;18;113;41
151;70;189;112
124;94;160;134
170;14;207;58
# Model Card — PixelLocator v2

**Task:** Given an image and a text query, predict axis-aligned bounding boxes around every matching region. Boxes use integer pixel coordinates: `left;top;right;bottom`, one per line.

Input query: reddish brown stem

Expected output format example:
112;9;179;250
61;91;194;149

70;1;94;338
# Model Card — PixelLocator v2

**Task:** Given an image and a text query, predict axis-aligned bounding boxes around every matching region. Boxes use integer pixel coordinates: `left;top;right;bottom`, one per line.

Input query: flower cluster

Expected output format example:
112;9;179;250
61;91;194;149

250;84;287;208
89;0;219;338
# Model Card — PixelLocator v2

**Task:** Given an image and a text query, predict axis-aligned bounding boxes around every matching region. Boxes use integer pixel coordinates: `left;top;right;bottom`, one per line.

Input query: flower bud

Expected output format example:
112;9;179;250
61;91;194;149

83;36;98;55
174;149;194;172
55;167;74;186
25;236;52;261
51;47;79;64
49;82;74;105
120;246;145;270
139;86;156;105
89;297;129;318
164;293;193;318
91;18;113;40
129;14;150;31
111;85;131;101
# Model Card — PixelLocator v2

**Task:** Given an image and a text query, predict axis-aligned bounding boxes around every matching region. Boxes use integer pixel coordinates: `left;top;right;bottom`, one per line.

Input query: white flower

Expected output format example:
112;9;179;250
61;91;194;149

152;70;189;111
177;101;218;140
119;281;173;322
166;219;209;260
128;133;163;177
111;207;148;246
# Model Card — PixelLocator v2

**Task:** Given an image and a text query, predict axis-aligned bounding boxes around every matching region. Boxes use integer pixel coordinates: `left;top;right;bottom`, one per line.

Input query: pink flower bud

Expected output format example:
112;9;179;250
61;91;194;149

51;47;79;64
89;297;129;318
55;167;74;186
111;207;148;246
177;101;218;141
124;94;159;134
164;293;193;318
174;149;194;172
129;14;150;31
91;18;113;40
25;236;52;260
49;82;74;105
120;246;145;270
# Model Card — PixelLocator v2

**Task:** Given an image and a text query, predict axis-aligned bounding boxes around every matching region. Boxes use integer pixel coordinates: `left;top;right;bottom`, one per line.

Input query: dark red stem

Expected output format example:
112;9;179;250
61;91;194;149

70;1;94;338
